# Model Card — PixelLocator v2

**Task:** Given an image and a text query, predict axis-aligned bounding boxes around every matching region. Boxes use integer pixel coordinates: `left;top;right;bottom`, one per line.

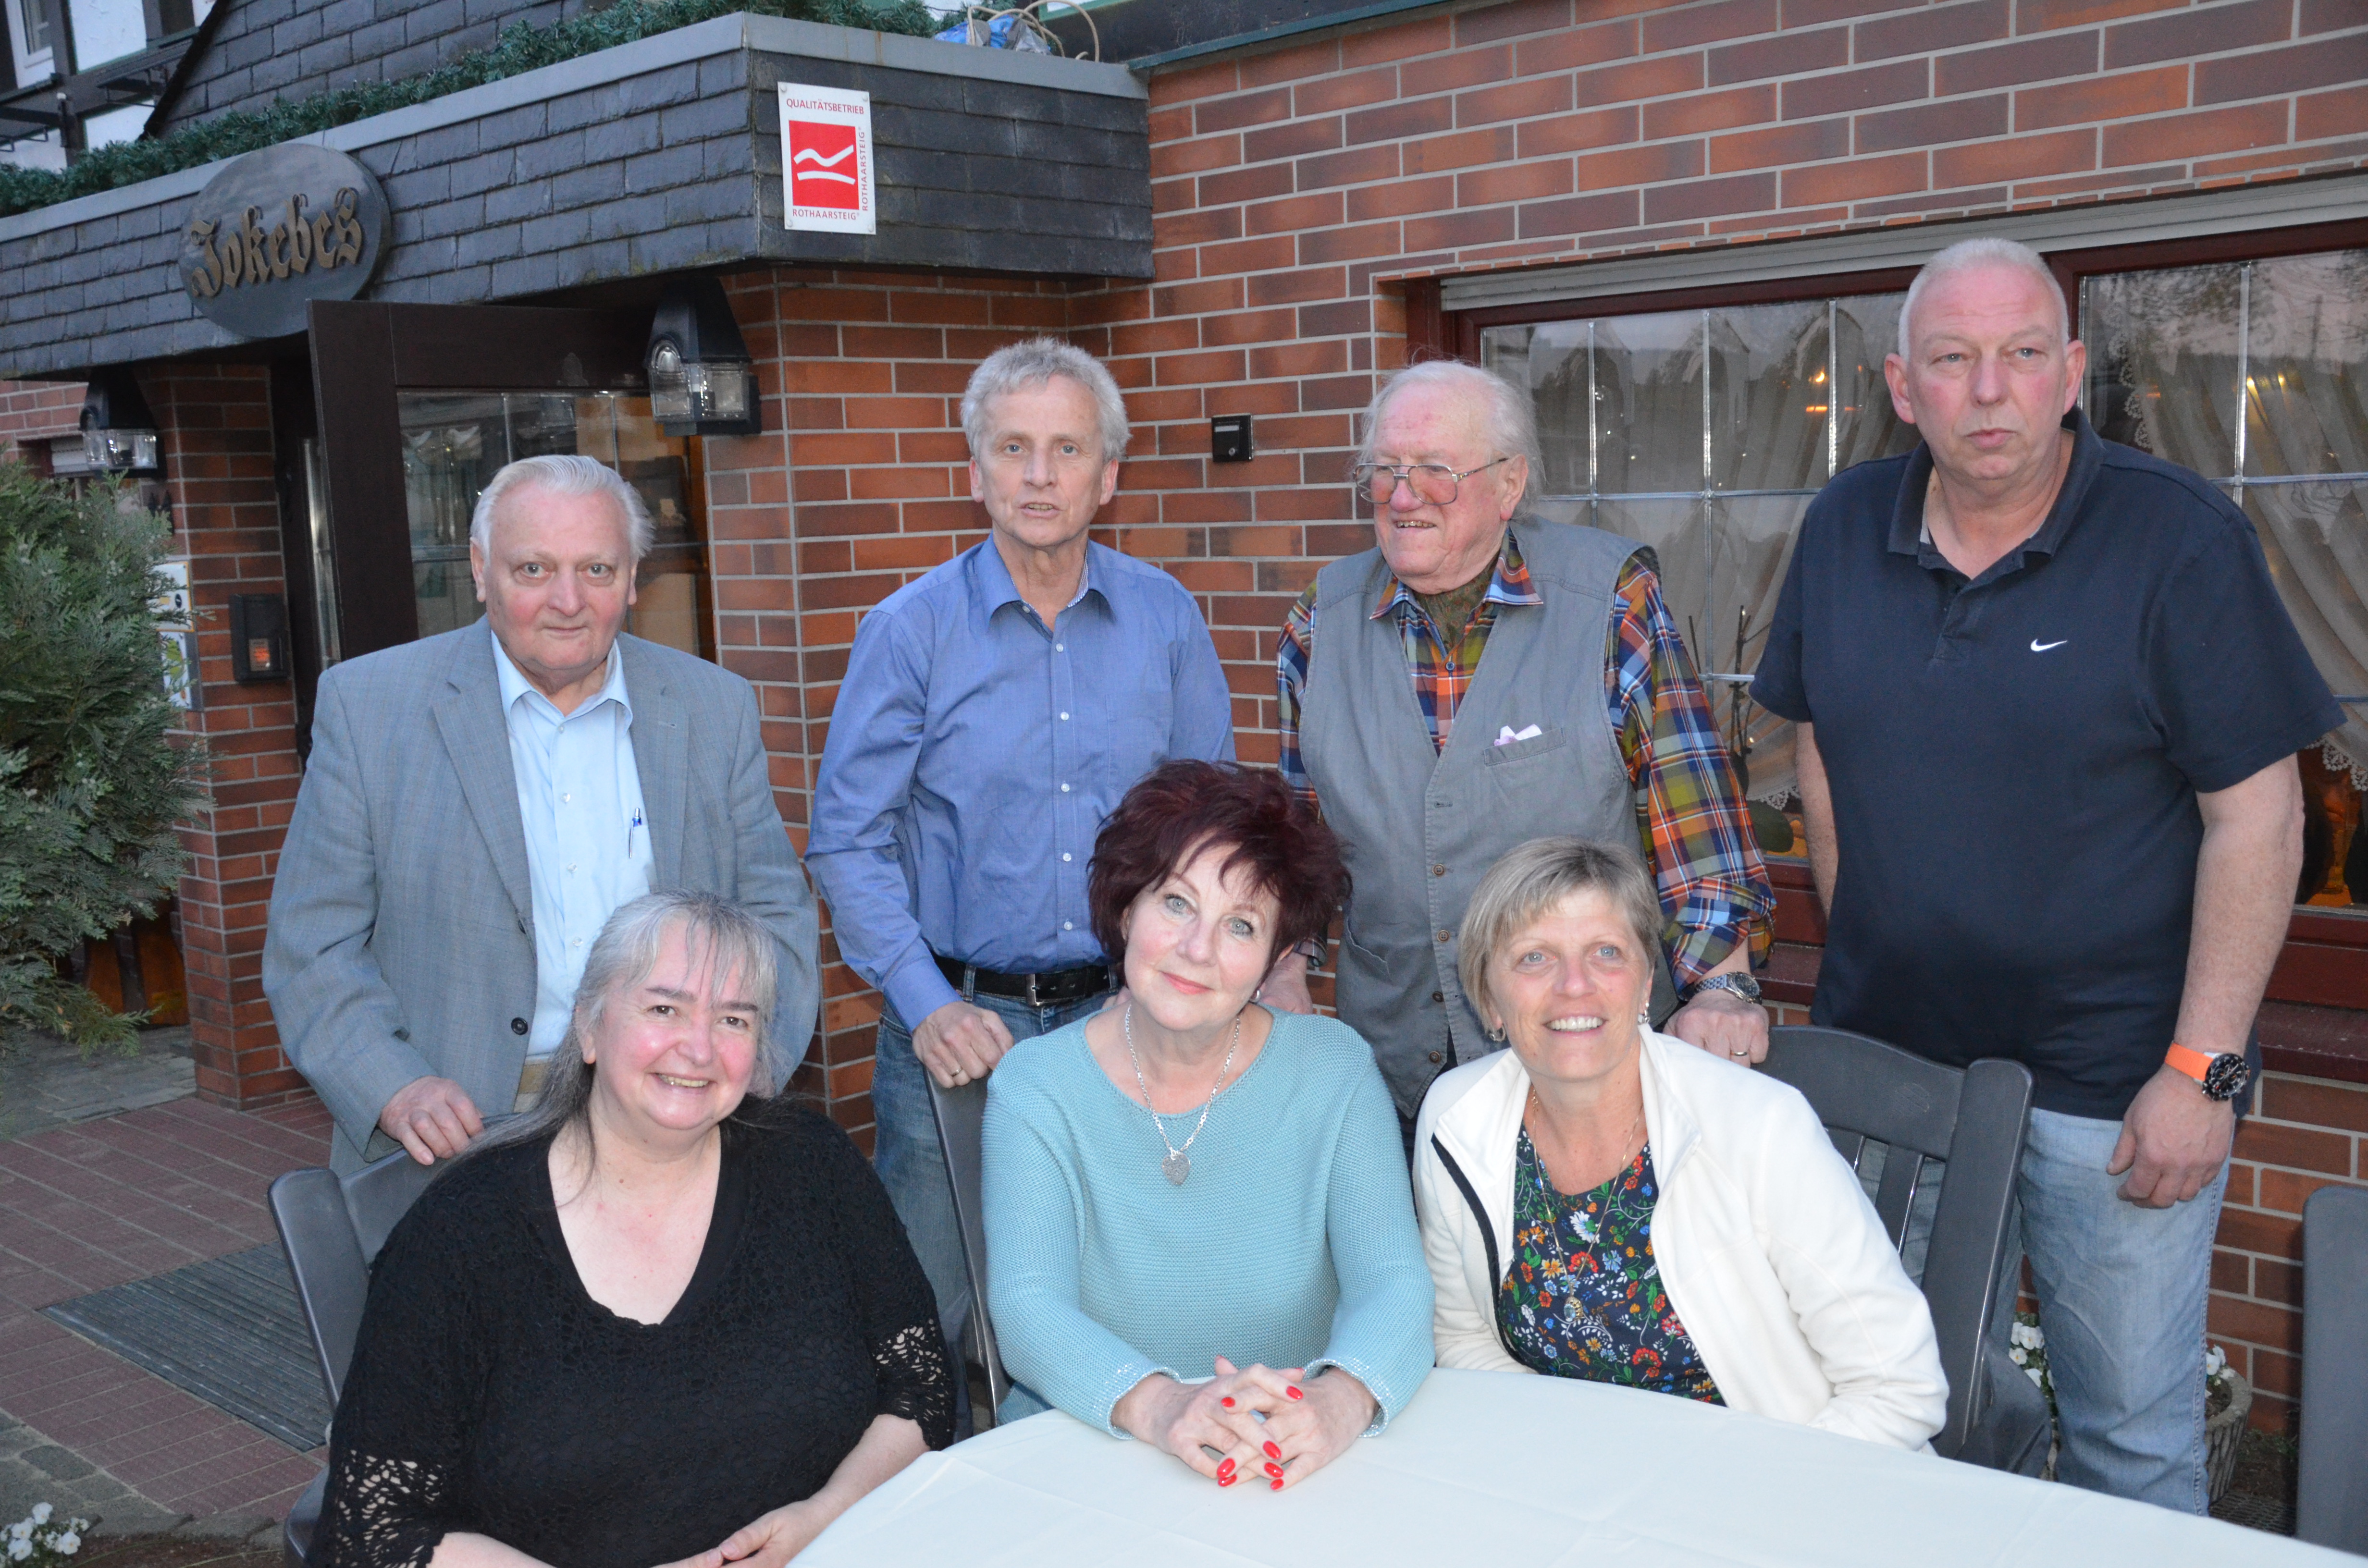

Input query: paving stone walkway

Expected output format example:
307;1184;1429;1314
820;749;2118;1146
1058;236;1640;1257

0;1032;197;1144
0;1086;333;1529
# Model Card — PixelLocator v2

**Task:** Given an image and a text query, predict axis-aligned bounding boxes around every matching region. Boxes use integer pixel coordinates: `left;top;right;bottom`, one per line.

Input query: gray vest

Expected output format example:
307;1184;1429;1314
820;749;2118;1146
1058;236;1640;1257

1301;517;1644;1117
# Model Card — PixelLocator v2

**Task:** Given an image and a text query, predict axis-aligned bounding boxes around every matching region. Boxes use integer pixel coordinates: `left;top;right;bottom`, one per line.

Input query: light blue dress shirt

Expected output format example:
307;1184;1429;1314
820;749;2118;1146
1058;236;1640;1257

492;637;653;1056
806;539;1234;1029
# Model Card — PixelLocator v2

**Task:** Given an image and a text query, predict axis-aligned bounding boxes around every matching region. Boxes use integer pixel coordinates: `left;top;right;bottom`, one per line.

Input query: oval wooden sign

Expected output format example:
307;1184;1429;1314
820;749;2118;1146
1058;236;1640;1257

179;143;389;340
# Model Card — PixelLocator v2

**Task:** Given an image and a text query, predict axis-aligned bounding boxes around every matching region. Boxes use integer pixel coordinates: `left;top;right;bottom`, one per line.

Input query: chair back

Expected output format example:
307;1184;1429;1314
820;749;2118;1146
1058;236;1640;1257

1758;1026;2034;1466
270;1146;443;1568
268;1148;443;1412
2300;1182;2368;1553
928;1074;1010;1425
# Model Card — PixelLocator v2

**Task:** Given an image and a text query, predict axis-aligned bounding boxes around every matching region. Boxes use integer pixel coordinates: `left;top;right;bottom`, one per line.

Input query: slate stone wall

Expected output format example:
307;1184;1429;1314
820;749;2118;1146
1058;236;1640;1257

0;19;1149;378
160;0;590;133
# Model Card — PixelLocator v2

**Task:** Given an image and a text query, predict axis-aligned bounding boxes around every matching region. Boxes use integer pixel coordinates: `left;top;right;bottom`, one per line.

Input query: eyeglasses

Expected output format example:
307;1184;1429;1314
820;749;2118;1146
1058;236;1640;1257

1350;456;1512;506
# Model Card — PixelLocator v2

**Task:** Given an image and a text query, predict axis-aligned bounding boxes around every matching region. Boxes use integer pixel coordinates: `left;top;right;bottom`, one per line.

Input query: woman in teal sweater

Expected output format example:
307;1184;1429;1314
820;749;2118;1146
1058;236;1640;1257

983;760;1433;1491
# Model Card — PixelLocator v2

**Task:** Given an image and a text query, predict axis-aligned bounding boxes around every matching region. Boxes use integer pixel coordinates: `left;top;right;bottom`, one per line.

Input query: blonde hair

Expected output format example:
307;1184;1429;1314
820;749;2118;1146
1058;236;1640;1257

1457;837;1664;1027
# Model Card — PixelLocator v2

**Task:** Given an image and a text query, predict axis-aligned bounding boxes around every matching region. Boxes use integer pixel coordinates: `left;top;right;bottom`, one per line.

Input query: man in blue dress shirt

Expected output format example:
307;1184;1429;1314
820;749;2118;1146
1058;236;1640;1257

808;340;1235;1356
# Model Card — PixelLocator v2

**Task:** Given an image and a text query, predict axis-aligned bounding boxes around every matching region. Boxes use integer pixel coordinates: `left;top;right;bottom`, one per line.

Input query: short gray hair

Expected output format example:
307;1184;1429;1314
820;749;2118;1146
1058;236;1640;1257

469;454;654;565
474;891;784;1158
1458;837;1665;1028
1897;237;2071;361
1354;359;1541;505
961;338;1131;463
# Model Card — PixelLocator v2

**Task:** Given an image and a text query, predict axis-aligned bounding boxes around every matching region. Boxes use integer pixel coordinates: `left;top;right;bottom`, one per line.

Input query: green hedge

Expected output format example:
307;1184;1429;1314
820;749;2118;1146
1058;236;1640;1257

0;0;938;219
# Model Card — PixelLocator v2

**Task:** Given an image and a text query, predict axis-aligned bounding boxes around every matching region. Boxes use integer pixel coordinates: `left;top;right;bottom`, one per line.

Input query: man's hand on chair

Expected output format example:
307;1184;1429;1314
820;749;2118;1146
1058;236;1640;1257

379;1076;485;1164
912;1001;1015;1090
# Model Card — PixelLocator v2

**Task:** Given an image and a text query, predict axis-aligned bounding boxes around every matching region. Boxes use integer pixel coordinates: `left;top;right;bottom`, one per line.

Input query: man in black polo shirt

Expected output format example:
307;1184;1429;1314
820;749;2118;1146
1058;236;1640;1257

1753;237;2339;1512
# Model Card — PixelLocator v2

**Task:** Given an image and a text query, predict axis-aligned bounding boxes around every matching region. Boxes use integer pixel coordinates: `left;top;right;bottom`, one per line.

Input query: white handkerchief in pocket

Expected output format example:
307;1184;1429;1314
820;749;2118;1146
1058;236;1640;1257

1495;724;1544;746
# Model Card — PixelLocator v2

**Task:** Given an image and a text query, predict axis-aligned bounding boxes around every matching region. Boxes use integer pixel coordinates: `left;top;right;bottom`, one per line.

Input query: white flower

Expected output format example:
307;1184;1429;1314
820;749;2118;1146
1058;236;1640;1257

26;1509;48;1528
2010;1321;2045;1351
2205;1346;2227;1377
10;1537;32;1560
54;1533;78;1555
2009;1346;2027;1365
8;1525;29;1544
2025;1365;2047;1389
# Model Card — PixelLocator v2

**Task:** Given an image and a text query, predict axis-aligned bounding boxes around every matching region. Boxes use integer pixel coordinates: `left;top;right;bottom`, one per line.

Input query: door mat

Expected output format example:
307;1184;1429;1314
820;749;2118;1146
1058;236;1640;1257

43;1244;331;1451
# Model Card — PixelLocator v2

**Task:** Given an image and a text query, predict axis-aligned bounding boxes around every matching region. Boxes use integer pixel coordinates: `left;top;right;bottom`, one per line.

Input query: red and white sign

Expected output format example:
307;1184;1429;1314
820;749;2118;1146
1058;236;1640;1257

778;84;875;235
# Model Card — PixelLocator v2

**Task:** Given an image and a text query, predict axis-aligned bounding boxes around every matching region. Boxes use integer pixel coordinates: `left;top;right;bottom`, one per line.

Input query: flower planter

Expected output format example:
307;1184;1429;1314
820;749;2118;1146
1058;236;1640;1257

2206;1370;2253;1502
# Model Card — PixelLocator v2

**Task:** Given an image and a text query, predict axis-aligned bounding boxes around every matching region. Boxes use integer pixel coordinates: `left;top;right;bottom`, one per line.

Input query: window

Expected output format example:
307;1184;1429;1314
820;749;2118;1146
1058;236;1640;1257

397;391;714;661
1480;292;1917;846
2080;245;2368;911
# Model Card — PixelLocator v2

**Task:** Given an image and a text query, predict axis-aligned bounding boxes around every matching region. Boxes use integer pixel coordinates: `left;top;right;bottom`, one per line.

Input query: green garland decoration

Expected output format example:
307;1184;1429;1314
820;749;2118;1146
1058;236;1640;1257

0;0;938;219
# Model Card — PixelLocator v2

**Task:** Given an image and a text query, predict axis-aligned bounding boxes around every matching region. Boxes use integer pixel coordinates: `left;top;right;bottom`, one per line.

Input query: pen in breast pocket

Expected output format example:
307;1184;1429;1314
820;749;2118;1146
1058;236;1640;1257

628;809;644;852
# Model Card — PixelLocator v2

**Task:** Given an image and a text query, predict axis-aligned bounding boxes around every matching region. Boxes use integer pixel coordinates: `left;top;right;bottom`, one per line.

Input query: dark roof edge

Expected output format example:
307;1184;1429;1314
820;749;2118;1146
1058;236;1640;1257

1122;0;1442;74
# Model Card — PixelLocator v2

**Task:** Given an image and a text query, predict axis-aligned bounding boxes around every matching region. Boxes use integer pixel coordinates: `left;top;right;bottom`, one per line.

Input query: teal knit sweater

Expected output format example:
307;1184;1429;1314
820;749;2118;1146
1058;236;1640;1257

982;1010;1434;1434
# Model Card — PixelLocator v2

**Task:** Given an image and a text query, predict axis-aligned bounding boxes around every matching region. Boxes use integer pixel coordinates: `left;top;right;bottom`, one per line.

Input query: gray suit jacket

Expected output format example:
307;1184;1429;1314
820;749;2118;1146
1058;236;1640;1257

262;621;820;1171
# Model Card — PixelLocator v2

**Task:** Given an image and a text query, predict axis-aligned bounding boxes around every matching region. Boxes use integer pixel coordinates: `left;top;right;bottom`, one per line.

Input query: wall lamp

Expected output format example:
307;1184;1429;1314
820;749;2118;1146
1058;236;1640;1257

80;368;161;474
647;277;761;437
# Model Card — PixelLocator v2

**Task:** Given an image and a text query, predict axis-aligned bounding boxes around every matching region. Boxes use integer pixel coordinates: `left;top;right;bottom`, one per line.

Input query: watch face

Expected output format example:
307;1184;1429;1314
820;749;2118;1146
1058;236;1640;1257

1701;974;1762;1003
2202;1054;2251;1102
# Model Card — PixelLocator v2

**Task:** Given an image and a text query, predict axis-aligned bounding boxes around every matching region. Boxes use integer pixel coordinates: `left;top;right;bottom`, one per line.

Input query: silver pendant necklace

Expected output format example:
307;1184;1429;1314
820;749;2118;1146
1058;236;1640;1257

1123;1003;1240;1185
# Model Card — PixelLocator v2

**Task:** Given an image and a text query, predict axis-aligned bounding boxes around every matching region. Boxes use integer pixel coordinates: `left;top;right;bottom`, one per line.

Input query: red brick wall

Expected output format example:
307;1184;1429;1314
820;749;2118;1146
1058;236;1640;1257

147;365;308;1107
2219;1072;2367;1430
0;379;82;461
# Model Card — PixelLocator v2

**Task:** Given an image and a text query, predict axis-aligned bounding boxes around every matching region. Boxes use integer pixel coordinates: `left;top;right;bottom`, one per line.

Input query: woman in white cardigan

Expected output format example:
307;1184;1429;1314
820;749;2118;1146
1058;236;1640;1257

1412;836;1947;1449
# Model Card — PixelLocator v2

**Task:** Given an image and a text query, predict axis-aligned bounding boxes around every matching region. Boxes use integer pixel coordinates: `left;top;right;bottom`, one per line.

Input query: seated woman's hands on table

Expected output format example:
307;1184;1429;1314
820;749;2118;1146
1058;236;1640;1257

1114;1355;1377;1491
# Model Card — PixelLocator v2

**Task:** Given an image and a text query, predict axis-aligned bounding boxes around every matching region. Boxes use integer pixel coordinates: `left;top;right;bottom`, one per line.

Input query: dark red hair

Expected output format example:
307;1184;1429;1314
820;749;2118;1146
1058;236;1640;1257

1088;760;1348;968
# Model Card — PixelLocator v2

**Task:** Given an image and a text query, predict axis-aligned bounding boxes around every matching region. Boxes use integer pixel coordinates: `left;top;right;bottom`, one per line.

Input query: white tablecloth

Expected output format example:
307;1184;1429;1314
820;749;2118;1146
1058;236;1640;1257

801;1368;2338;1567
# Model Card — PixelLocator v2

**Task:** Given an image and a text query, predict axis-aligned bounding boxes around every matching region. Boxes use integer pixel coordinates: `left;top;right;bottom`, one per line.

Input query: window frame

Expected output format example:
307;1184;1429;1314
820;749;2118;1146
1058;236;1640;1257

1437;218;2368;1012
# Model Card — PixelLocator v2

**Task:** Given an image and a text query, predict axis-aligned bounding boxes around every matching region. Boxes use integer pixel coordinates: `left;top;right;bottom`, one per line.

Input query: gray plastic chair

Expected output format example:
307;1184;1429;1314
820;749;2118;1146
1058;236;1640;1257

1758;1024;2046;1473
268;1147;446;1568
928;1074;1011;1427
2300;1182;2368;1553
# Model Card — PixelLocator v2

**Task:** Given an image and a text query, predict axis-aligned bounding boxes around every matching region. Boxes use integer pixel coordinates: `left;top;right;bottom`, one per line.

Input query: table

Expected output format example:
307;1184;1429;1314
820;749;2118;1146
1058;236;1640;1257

800;1368;2342;1566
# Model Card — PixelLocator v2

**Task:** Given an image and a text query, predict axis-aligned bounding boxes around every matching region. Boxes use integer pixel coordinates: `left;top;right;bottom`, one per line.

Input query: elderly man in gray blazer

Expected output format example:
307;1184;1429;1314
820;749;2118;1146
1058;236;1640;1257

264;454;818;1174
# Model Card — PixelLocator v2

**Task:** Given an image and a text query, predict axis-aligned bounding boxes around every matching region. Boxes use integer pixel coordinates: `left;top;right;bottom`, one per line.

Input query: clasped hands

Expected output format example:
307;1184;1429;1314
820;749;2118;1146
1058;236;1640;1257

1114;1356;1375;1492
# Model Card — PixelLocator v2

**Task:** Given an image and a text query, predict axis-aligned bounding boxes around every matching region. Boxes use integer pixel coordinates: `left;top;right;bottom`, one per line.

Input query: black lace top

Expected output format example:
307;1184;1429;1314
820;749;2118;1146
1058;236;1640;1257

316;1105;953;1568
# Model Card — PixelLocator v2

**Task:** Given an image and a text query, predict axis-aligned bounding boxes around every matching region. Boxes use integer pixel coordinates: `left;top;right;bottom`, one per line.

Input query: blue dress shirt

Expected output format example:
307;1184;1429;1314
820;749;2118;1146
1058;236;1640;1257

807;539;1234;1029
493;637;653;1057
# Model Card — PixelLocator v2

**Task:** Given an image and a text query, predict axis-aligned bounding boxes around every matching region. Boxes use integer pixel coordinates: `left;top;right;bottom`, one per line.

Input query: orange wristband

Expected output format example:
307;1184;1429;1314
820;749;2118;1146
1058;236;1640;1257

2164;1042;2215;1082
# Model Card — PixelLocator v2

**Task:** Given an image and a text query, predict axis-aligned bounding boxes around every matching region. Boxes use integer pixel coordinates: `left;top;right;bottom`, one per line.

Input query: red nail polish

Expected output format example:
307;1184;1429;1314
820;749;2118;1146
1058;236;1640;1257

1265;1462;1282;1477
1218;1458;1234;1476
1219;1473;1234;1487
1263;1441;1280;1458
1270;1479;1283;1491
1221;1396;1234;1408
1286;1386;1303;1400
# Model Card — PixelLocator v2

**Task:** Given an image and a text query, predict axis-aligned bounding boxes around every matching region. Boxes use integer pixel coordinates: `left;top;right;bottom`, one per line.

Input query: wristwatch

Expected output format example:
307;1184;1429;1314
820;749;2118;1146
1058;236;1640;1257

2165;1042;2251;1103
1678;972;1763;1007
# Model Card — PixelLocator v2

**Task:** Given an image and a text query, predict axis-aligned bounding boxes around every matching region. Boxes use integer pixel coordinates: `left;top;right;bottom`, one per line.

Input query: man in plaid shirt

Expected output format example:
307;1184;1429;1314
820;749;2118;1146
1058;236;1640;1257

1270;360;1773;1131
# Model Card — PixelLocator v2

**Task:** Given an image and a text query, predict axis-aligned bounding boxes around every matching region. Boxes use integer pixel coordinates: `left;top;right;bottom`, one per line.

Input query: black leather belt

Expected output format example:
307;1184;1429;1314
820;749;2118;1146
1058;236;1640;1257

934;953;1115;1008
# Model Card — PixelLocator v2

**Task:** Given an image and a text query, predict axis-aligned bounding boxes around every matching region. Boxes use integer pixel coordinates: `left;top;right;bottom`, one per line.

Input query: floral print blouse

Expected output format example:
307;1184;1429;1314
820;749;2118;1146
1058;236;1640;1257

1494;1127;1723;1404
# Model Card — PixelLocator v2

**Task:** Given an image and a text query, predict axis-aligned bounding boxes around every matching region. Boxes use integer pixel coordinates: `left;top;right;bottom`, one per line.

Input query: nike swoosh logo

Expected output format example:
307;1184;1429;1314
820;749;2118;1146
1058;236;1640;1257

2031;639;2068;652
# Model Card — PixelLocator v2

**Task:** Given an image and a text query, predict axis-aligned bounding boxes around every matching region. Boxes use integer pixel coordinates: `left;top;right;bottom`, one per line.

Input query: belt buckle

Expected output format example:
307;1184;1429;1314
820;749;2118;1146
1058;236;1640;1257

1025;972;1044;1009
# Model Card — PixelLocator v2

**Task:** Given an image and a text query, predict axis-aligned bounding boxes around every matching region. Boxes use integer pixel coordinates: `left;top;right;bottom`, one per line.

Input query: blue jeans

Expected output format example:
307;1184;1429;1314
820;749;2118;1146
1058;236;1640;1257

1890;1106;2225;1510
871;987;1110;1358
2020;1106;2226;1512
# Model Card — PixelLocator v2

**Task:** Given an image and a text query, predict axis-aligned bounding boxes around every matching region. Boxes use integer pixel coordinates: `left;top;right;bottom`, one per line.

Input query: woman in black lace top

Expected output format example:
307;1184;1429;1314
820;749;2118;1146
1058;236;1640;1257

317;893;952;1568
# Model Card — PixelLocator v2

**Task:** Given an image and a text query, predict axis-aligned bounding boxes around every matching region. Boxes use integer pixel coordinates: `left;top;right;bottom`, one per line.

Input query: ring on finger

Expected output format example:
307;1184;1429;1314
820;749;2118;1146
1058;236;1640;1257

1729;1046;1749;1057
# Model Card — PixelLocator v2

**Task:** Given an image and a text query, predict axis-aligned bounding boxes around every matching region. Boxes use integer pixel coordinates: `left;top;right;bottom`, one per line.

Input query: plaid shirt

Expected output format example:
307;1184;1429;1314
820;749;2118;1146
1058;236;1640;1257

1275;532;1774;985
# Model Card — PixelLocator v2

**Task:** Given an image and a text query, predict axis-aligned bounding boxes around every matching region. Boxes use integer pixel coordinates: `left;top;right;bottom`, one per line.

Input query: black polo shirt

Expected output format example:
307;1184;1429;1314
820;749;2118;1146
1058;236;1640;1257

1752;408;2342;1120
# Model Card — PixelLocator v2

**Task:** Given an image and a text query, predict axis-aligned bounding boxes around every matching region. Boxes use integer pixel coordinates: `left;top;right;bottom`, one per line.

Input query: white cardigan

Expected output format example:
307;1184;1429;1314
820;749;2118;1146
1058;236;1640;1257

1412;1028;1948;1450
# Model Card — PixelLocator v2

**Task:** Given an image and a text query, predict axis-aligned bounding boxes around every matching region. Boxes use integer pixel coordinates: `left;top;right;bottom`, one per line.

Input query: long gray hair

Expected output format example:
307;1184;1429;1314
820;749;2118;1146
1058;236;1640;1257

475;891;783;1155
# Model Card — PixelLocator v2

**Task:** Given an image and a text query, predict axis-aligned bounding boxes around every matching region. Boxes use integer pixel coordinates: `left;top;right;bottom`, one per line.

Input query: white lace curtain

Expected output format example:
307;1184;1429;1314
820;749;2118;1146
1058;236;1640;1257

2085;251;2368;785
1486;294;1914;807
